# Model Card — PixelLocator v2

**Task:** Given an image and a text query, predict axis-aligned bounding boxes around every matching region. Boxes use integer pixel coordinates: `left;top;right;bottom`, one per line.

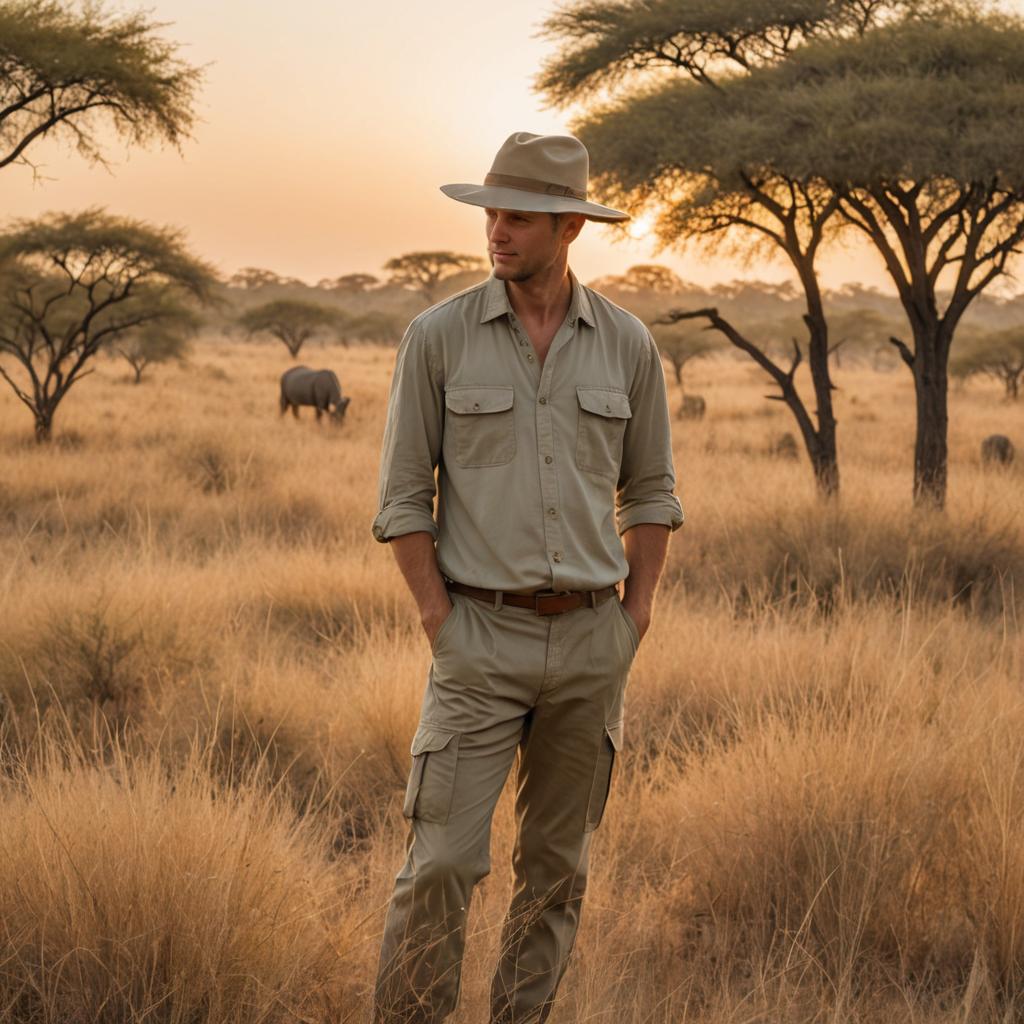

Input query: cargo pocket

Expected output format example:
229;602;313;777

445;385;516;468
584;720;624;832
402;724;460;824
576;386;631;478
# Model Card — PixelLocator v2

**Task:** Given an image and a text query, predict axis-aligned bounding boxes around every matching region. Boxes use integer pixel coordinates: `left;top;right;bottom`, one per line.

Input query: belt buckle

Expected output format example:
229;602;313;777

534;590;573;616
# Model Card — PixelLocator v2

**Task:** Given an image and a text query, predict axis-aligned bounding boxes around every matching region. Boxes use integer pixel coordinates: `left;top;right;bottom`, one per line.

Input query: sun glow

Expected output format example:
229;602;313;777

627;212;655;240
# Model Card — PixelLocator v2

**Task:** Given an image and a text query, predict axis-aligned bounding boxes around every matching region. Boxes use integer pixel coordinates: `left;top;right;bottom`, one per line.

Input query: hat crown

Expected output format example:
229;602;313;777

489;132;589;195
438;129;628;222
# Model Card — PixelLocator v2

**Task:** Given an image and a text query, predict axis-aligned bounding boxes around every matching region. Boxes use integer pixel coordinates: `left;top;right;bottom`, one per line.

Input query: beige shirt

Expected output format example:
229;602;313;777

372;269;684;592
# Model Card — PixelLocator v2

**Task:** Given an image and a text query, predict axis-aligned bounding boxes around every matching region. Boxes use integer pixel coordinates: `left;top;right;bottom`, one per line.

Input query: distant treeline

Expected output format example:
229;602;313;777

210;259;1024;374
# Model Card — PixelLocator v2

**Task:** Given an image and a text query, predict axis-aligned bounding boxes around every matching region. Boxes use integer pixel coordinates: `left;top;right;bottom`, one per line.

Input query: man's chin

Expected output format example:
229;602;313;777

492;263;533;283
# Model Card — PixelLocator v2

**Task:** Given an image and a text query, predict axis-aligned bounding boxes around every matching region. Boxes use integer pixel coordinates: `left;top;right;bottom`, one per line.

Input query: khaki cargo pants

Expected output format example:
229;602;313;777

373;587;639;1024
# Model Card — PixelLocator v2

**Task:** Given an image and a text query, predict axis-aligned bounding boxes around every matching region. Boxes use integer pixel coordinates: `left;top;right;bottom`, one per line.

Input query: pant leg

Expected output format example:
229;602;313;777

374;594;550;1024
490;594;639;1024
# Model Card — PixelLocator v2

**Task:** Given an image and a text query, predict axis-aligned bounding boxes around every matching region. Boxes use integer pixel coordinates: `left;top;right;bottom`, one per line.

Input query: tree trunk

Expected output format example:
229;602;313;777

804;346;840;499
797;260;840;499
809;438;840;496
34;408;54;443
911;337;949;508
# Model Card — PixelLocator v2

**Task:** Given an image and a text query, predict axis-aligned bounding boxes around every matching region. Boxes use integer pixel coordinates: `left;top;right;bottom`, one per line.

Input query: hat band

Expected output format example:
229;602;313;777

484;172;587;202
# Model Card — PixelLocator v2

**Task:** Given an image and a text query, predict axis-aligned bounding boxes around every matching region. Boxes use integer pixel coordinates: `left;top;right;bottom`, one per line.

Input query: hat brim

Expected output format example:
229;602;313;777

440;183;629;223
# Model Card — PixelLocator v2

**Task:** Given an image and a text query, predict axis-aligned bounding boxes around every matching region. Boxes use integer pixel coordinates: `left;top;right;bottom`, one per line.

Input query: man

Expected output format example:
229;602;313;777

371;131;684;1023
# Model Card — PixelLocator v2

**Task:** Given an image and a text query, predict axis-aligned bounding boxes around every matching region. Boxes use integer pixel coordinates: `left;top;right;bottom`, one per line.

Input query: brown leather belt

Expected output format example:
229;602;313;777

445;579;619;616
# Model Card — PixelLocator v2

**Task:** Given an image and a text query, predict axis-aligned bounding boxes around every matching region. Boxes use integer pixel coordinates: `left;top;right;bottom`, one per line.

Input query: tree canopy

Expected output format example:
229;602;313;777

612;264;685;293
383;251;487;304
317;273;379;294
537;0;927;103
227;267;307;290
0;0;201;173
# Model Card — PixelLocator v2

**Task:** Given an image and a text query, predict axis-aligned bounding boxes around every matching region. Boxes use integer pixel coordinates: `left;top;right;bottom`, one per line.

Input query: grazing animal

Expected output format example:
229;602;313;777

679;394;706;420
981;434;1014;466
769;432;799;460
279;366;350;423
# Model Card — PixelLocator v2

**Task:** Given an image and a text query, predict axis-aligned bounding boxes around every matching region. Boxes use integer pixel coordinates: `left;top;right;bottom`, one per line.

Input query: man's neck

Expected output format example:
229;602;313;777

505;262;573;327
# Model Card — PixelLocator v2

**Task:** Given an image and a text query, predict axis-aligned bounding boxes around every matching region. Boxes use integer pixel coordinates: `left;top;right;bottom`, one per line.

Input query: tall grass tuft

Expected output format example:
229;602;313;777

0;726;359;1024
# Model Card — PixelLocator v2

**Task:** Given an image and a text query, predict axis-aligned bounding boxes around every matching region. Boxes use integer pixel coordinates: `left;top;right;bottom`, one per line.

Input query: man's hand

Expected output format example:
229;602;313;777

388;532;453;647
619;596;651;643
621;523;671;646
422;597;454;647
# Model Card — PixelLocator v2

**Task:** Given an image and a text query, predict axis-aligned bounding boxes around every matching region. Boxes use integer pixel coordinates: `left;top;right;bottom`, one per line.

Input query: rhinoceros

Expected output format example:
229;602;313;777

981;434;1014;466
279;366;351;423
678;394;706;420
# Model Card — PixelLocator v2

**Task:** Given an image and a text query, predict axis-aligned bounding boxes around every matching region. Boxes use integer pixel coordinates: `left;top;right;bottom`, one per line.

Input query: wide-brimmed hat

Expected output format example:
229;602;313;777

440;131;630;223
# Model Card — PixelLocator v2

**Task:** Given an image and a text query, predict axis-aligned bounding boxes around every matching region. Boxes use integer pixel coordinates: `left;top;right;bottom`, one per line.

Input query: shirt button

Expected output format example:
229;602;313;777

539;396;547;405
527;354;534;362
547;507;557;517
544;455;553;464
473;402;480;410
552;551;562;563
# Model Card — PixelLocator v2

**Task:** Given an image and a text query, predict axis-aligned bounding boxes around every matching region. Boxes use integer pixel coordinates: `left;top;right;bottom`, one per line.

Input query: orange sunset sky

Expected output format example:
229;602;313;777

5;0;1012;295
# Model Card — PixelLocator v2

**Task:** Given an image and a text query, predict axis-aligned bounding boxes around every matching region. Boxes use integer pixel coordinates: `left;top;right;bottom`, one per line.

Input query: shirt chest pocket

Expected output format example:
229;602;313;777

444;386;516;468
576;386;631;478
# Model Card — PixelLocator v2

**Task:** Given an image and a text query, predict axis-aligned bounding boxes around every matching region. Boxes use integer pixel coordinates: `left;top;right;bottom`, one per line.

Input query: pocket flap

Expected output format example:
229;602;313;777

410;724;458;756
605;720;624;751
577;387;632;420
445;386;514;415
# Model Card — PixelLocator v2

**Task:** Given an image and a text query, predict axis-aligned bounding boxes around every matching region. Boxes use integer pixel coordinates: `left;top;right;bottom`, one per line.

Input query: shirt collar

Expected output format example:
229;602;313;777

480;268;596;329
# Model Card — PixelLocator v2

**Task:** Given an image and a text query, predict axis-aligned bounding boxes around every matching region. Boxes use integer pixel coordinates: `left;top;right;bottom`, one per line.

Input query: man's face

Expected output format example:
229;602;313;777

485;208;583;282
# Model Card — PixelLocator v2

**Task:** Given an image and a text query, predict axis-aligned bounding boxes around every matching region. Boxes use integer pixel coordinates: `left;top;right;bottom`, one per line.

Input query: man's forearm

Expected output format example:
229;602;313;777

389;531;451;642
621;523;671;640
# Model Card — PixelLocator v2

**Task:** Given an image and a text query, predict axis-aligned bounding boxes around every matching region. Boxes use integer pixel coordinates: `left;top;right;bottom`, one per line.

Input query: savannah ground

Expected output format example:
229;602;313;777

0;336;1022;1023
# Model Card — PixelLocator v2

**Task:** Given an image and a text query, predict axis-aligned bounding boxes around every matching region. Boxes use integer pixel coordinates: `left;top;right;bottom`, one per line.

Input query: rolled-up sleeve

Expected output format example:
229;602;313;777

371;323;444;543
616;330;685;535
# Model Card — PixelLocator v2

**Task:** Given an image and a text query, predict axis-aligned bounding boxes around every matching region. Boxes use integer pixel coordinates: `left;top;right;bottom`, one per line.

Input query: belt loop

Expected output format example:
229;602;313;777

494;589;504;611
589;589;598;609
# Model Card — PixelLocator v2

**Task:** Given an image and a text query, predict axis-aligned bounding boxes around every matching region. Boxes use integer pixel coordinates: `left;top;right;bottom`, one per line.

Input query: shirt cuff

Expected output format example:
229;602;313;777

371;503;439;544
617;496;685;535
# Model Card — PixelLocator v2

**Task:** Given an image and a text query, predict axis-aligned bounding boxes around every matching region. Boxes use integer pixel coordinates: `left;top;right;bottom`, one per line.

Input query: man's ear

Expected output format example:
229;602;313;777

562;214;586;245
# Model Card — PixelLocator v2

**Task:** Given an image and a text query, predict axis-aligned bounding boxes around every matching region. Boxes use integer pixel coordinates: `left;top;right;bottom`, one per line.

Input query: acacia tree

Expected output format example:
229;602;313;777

538;0;923;496
383;252;486;304
317;273;379;294
0;0;200;176
541;0;1024;506
615;264;684;294
237;299;345;357
796;18;1024;503
0;210;215;440
952;328;1024;400
228;267;284;290
113;309;200;383
651;323;720;391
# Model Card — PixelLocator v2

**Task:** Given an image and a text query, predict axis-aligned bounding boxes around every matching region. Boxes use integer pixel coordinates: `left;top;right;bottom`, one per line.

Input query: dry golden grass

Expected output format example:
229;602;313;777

0;339;1022;1023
